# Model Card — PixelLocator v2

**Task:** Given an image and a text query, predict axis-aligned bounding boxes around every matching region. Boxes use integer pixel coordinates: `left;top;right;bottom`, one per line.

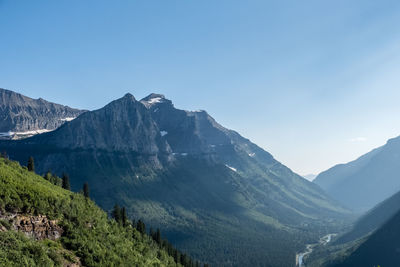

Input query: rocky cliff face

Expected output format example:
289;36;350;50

35;93;171;155
0;212;63;241
0;88;85;139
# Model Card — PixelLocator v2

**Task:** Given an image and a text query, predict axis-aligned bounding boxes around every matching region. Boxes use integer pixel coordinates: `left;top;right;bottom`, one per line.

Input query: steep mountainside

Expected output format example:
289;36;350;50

335;189;400;245
314;136;400;212
306;189;400;266
0;157;179;267
0;88;85;139
331;206;400;267
0;93;350;266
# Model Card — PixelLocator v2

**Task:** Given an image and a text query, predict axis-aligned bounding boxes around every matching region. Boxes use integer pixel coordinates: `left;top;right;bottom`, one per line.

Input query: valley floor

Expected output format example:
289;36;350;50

296;233;336;267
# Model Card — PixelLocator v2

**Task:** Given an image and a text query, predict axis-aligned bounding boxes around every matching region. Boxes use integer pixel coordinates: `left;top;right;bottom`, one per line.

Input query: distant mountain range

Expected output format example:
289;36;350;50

0;89;350;266
0;88;85;139
314;136;400;212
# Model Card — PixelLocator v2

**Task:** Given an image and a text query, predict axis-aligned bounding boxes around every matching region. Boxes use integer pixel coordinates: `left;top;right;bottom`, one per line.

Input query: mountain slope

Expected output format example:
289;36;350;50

0;93;351;266
332;206;400;267
335;189;400;245
0;157;179;267
314;136;400;212
305;188;400;266
0;88;85;139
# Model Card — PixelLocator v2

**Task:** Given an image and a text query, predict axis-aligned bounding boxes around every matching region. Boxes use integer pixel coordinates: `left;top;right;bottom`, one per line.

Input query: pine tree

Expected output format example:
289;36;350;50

136;219;146;234
51;174;58;185
155;228;161;245
83;182;90;198
43;171;52;181
174;249;180;264
121;207;128;227
27;156;35;172
150;227;155;239
62;173;71;190
112;204;121;223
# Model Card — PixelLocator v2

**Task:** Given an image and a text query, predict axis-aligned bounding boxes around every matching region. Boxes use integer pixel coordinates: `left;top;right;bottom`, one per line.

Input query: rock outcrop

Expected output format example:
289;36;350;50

0;212;63;240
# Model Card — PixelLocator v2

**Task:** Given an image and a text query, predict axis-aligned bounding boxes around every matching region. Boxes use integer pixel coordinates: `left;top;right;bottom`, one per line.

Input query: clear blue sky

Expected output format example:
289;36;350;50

1;0;400;176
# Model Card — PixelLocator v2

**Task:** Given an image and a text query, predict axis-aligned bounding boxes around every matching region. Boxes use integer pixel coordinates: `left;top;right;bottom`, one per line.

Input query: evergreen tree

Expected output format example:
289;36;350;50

43;171;52;181
121;206;128;227
51;174;58;185
174;249;180;264
150;227;155;239
112;204;121;223
83;182;90;198
155;228;161;245
62;173;71;190
27;156;35;172
136;219;146;234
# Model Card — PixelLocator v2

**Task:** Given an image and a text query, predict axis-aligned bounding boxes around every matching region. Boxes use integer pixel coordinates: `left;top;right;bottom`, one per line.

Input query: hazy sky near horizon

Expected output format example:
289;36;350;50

1;0;400;176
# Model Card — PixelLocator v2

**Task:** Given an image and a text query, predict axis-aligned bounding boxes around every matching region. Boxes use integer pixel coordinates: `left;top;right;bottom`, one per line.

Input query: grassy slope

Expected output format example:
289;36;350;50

0;158;178;267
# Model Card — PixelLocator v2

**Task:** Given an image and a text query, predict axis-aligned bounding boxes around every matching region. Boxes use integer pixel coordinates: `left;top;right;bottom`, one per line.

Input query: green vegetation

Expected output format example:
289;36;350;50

0;157;196;266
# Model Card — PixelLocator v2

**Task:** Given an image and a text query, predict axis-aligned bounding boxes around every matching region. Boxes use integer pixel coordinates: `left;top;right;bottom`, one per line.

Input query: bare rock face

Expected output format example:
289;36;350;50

33;93;172;155
13;214;63;240
0;88;86;139
0;213;63;240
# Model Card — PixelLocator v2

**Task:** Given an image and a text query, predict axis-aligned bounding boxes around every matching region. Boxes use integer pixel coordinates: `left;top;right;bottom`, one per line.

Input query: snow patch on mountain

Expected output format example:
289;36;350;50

0;129;53;140
160;130;168;136
225;164;237;172
60;117;76;122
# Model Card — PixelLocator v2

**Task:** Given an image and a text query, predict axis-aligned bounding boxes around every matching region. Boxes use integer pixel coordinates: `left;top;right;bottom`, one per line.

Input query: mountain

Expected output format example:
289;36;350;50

0;88;85;139
331;205;400;267
305;187;400;266
0;93;351;266
0;157;182;267
334;189;400;245
303;174;317;181
314;136;400;212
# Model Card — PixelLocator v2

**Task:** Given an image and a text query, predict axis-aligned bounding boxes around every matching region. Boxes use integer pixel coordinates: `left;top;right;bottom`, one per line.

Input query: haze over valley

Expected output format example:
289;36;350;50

1;1;400;266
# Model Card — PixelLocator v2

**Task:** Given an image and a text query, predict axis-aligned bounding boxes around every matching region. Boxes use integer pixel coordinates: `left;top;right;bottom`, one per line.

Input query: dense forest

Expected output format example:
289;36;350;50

0;155;204;267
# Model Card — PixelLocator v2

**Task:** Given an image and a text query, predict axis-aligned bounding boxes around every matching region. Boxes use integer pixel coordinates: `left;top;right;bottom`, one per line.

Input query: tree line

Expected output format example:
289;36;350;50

111;204;208;267
20;155;208;266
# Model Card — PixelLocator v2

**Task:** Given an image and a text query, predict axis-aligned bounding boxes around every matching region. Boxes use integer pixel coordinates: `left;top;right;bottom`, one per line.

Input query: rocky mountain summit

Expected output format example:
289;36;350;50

0;88;85;139
1;92;351;266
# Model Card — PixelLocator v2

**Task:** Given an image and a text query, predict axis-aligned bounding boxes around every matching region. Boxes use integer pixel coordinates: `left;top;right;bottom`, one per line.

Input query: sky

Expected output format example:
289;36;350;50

1;0;400;177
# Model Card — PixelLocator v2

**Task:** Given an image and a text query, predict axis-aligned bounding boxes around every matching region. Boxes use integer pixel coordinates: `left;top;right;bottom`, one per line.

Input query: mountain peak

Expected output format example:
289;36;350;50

140;93;170;108
122;93;136;101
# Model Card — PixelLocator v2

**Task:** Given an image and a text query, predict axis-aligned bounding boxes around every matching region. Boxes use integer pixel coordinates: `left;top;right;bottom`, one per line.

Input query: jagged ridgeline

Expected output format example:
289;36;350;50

0;92;351;266
0;157;199;267
0;88;86;140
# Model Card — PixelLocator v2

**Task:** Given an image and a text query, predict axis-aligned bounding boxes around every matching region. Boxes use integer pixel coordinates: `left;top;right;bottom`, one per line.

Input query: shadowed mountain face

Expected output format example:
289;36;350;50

335;189;400;245
332;205;400;267
0;92;350;266
0;88;85;139
314;136;400;212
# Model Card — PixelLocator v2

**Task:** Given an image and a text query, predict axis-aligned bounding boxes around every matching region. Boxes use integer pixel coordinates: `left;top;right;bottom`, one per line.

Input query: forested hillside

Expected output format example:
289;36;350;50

0;157;199;267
